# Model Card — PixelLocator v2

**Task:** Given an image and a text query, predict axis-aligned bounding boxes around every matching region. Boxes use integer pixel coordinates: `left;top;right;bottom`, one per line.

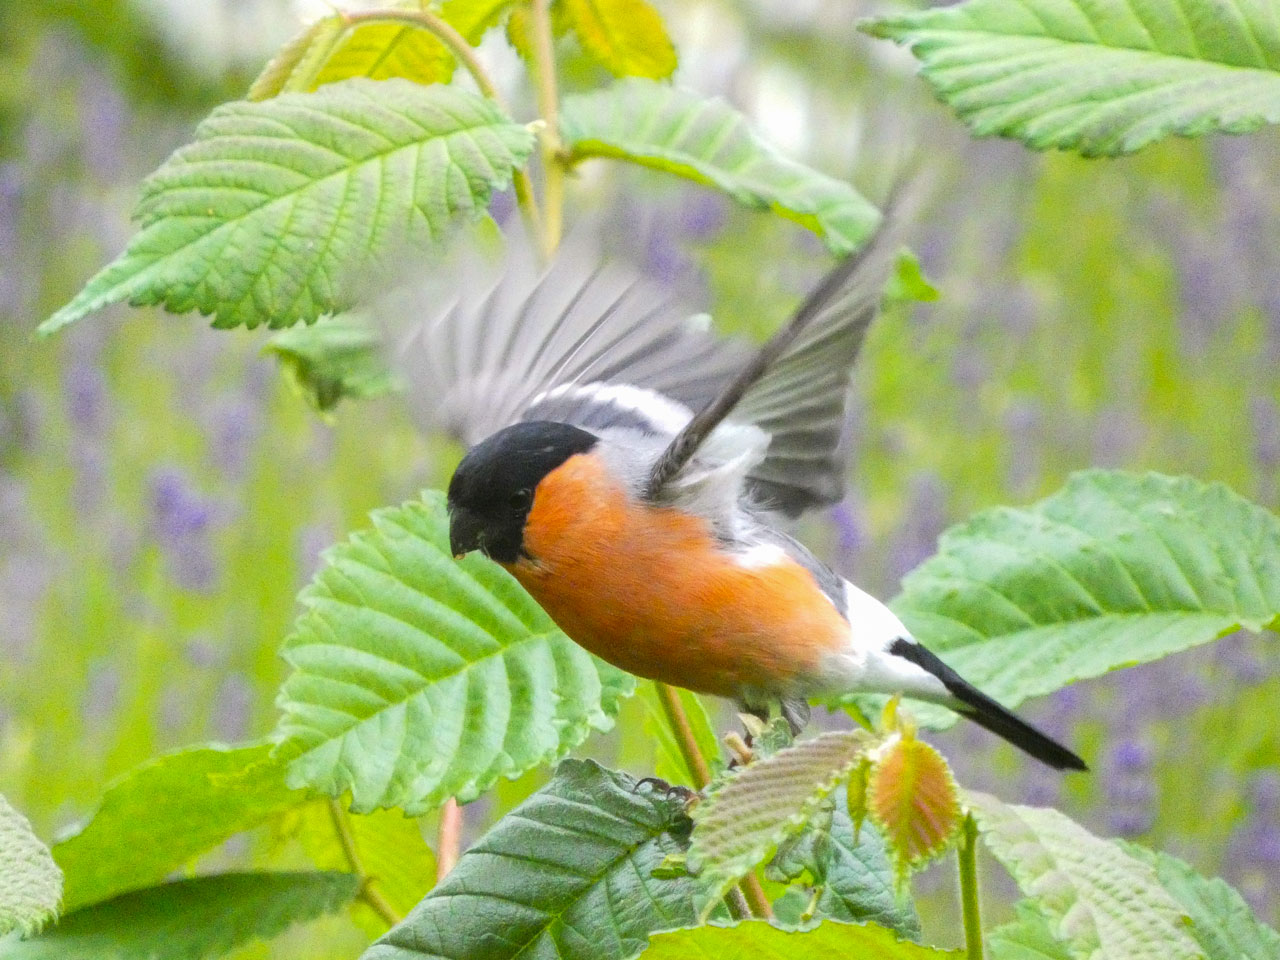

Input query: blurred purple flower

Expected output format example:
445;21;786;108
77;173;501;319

828;498;864;569
679;192;726;239
77;66;129;182
82;662;121;723
149;467;221;592
151;468;216;540
1092;405;1143;467
888;471;947;584
1108;738;1152;774
1003;399;1042;495
297;523;337;583
213;672;254;741
207;396;261;480
1251;395;1280;468
63;360;107;433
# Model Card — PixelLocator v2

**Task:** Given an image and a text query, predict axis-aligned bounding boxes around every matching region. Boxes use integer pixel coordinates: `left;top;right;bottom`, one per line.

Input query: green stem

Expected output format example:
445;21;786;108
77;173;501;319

528;0;564;256
958;813;984;960
327;798;403;929
334;9;542;242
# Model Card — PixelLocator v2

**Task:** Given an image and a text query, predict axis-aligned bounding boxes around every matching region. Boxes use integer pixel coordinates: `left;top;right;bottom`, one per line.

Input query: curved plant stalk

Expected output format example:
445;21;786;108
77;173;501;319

528;0;565;256
327;798;403;928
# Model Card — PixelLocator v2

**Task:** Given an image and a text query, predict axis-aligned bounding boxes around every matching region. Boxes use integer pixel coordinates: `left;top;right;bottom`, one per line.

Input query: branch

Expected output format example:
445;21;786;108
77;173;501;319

653;683;773;919
437;797;463;881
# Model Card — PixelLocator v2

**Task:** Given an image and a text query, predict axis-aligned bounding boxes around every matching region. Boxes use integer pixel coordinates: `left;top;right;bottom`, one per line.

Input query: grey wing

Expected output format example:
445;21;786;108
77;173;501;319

650;198;908;517
390;222;747;448
733;287;879;516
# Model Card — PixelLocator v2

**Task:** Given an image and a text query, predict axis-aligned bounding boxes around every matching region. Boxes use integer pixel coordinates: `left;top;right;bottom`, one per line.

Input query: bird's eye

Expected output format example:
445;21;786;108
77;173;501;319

508;488;532;509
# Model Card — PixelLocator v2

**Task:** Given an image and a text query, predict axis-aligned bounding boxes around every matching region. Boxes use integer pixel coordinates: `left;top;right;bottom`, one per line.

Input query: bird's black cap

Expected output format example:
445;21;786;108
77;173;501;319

447;420;598;562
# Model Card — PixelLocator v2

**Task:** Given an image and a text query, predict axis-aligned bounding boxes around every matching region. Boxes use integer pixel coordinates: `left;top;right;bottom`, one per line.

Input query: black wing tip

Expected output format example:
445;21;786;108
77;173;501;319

888;638;1088;773
953;703;1089;772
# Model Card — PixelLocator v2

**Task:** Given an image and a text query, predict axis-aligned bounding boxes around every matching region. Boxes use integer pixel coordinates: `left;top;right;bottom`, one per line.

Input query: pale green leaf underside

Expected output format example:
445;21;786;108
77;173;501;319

0;872;358;960
40;79;535;335
988;902;1073;960
1121;842;1280;960
53;742;304;911
689;732;868;898
363;760;701;960
889;470;1280;727
640;920;959;959
866;0;1280;156
967;792;1202;960
560;79;879;254
0;795;61;937
274;492;634;814
267;315;399;412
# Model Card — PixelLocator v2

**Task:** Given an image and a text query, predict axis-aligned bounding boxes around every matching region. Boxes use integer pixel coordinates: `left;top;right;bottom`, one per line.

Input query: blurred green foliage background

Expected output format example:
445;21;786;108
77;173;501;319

1;0;1276;952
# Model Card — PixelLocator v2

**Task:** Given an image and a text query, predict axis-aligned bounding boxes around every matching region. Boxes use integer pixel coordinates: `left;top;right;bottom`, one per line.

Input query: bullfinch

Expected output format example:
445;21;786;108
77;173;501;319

397;208;1087;772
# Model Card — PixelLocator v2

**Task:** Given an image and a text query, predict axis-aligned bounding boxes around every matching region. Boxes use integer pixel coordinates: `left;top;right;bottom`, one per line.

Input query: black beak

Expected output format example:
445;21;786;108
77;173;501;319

448;504;485;559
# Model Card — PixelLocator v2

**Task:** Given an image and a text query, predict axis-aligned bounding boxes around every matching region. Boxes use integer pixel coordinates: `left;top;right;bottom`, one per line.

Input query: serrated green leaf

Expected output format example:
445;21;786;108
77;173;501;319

362;760;702;960
988;902;1073;960
53;743;304;911
274;491;634;814
560;79;879;254
689;732;870;900
0;872;359;960
441;0;518;44
1121;842;1280;960
267;315;399;412
561;0;677;78
967;792;1202;960
248;17;347;100
40;79;536;335
639;919;960;959
0;795;61;937
864;0;1280;156
639;681;723;788
886;470;1280;727
291;801;435;935
769;785;920;938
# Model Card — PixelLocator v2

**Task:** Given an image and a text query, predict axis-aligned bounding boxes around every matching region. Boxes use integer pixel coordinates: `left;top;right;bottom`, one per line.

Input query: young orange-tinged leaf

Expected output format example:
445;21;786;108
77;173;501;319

562;0;677;79
868;735;961;879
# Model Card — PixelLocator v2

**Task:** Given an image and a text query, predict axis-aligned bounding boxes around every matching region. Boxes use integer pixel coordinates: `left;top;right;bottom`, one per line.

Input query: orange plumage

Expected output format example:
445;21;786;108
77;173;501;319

504;451;850;699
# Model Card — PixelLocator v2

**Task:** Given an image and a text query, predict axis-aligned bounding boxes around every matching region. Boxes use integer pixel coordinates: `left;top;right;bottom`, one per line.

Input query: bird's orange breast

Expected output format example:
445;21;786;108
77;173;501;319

503;452;849;700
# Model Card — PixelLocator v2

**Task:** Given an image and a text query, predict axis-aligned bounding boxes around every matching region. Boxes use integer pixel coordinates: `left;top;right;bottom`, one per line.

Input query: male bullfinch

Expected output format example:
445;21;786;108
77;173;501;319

396;208;1087;772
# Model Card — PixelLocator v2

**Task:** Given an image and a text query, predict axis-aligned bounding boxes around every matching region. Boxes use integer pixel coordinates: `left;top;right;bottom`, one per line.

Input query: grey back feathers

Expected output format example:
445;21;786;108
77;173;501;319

392;213;902;519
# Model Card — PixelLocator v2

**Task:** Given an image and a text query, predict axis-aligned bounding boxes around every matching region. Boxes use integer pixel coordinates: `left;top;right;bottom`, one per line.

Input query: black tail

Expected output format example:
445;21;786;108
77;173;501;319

889;639;1088;772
